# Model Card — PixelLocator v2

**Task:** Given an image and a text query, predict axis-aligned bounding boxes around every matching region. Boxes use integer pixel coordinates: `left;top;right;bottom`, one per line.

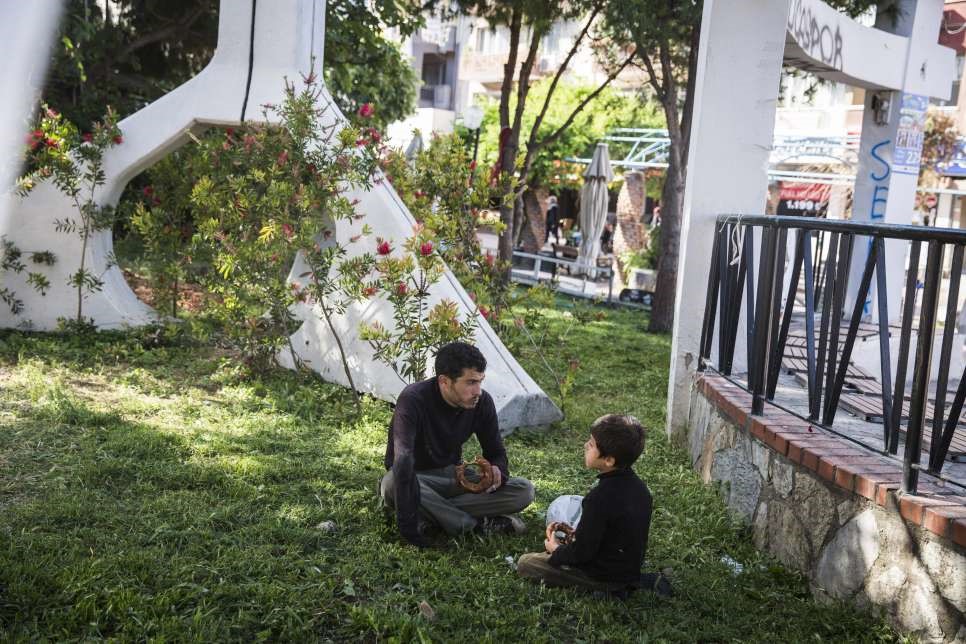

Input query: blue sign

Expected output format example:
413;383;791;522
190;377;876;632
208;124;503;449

893;93;928;176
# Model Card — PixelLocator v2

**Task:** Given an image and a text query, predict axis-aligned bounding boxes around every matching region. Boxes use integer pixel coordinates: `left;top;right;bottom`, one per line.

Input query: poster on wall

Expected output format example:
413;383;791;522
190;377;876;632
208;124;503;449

893;93;928;176
776;182;831;216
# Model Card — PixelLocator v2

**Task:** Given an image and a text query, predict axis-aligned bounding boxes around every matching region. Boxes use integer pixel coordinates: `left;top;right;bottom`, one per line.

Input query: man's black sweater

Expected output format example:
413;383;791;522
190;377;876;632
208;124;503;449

384;377;509;545
548;467;652;583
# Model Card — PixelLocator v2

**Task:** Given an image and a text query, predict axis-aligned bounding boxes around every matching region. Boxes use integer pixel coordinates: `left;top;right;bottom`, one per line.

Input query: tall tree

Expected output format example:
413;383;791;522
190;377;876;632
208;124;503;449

602;0;701;333
446;0;638;277
43;0;421;131
603;0;880;333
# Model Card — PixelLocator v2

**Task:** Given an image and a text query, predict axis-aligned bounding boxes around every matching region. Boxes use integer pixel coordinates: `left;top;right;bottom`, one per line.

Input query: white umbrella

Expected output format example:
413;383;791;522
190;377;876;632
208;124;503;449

577;143;613;276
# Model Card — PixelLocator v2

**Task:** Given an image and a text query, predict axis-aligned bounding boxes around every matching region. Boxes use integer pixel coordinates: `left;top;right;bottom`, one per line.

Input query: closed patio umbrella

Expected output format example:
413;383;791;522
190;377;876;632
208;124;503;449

577;143;613;276
405;131;424;162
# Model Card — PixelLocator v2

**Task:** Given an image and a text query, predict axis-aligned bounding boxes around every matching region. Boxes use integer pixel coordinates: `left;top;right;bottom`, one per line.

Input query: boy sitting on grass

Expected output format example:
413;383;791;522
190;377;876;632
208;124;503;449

517;414;654;593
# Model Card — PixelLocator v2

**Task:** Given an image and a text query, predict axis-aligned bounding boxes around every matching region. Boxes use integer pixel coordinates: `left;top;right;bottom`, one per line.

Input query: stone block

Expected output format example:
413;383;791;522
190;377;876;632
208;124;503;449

769;502;812;572
772;457;795;498
794;470;836;549
814;509;880;599
920;539;966;614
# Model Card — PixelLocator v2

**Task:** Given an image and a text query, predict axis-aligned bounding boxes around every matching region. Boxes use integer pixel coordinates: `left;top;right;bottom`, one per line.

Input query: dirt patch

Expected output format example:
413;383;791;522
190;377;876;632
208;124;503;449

123;270;208;314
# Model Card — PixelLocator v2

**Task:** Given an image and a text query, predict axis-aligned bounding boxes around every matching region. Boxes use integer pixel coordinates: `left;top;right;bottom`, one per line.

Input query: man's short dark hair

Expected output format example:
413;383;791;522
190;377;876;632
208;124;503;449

591;414;645;468
435;342;486;380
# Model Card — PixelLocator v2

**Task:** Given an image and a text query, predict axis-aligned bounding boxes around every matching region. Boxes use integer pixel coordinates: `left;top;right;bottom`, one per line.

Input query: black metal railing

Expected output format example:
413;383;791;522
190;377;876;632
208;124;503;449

698;214;966;494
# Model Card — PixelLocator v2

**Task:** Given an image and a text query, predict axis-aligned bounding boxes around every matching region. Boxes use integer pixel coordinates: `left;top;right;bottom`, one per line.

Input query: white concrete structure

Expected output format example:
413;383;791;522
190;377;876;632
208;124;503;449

0;3;63;221
0;0;561;430
846;0;956;318
668;0;956;438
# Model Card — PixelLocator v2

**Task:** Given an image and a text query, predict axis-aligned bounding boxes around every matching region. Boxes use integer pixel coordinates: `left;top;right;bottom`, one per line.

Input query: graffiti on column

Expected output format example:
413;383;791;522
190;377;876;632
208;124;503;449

863;140;890;317
787;0;845;70
893;93;928;176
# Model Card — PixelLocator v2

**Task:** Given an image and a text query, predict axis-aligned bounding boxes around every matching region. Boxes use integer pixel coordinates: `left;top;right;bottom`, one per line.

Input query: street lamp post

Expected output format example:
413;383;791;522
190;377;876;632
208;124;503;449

462;105;484;177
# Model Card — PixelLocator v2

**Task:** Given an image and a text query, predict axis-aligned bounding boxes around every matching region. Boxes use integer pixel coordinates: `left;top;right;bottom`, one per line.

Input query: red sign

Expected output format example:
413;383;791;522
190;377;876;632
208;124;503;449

924;194;938;209
777;182;831;216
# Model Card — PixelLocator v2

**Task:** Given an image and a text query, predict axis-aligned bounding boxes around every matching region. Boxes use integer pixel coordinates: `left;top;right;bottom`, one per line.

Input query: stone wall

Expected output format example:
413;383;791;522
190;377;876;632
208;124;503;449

689;377;966;642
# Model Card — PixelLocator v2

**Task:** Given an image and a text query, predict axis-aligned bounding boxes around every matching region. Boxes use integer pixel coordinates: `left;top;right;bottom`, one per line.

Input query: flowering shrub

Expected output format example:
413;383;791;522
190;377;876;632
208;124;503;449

17;105;122;326
189;74;381;386
378;134;511;316
126;151;208;318
359;228;476;383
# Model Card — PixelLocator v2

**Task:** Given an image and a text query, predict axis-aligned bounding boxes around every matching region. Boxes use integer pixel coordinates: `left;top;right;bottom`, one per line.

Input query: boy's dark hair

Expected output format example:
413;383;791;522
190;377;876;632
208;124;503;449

435;342;487;380
591;414;646;468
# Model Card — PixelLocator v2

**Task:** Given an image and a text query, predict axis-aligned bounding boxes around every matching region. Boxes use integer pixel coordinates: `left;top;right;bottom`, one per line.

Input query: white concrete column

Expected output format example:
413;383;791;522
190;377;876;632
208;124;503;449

0;3;62;218
666;0;791;438
849;0;950;321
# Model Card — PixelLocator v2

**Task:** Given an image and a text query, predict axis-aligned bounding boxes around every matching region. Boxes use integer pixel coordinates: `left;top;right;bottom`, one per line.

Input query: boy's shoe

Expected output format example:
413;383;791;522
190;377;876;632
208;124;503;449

474;514;526;536
640;571;674;598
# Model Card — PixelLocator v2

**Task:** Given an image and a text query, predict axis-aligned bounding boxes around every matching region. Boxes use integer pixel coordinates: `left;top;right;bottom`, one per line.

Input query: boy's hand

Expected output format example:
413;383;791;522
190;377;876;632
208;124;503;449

484;464;502;493
544;524;560;553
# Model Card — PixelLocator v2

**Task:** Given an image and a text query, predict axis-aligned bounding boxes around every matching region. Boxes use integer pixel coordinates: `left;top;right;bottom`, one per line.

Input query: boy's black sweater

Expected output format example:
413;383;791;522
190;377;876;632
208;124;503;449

549;467;652;583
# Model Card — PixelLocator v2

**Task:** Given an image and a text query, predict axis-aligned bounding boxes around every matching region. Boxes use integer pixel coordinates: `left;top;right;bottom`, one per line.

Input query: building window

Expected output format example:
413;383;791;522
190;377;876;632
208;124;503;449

422;54;447;87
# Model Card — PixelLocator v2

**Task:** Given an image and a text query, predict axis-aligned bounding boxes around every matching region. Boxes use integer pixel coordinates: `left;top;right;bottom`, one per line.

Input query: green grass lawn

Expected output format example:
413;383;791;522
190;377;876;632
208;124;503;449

0;303;903;642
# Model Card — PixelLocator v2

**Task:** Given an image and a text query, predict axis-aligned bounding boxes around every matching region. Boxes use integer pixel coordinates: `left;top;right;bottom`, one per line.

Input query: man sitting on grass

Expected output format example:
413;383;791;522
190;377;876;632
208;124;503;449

516;414;654;593
380;341;535;547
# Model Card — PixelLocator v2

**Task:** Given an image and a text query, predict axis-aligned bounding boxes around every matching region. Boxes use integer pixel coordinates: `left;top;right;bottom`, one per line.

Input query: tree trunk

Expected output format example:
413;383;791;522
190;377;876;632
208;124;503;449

648;63;685;333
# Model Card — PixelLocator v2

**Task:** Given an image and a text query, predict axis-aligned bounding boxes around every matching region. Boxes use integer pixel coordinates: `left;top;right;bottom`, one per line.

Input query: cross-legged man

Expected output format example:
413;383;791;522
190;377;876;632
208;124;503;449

380;341;535;547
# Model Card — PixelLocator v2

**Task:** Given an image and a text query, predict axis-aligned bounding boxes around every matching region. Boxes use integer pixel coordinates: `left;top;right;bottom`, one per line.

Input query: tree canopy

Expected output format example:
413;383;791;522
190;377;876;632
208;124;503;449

43;0;421;130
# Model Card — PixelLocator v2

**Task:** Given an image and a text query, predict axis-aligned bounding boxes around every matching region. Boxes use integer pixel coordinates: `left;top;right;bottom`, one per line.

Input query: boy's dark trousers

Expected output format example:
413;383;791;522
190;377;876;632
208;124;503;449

516;552;630;592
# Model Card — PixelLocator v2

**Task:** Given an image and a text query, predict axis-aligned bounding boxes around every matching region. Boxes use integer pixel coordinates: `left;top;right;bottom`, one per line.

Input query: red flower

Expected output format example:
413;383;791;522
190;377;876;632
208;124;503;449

468;291;476;302
44;138;59;149
376;240;392;255
142;185;154;197
368;127;381;142
225;127;235;137
113;135;123;145
355;138;368;147
469;160;477;171
414;190;426;199
480;306;490;319
420;241;433;256
395;282;408;296
485;254;495;267
363;286;377;297
81;132;93;143
358;103;374;118
45;107;59;118
281;223;294;239
277;150;288;166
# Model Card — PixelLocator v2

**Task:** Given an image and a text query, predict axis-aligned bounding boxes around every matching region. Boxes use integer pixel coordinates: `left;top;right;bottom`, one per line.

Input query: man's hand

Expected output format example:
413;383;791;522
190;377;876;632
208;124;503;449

484;464;502;493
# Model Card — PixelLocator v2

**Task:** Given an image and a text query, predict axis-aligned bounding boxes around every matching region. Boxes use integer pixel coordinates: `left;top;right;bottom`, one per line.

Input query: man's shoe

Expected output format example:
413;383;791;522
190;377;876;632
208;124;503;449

475;514;526;536
418;518;442;539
